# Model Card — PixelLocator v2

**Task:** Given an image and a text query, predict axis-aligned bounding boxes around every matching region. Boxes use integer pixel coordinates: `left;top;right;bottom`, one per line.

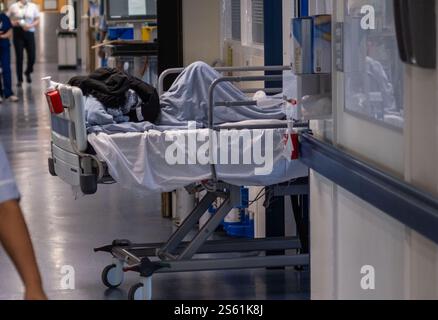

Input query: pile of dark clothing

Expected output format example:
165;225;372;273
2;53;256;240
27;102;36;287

69;68;160;126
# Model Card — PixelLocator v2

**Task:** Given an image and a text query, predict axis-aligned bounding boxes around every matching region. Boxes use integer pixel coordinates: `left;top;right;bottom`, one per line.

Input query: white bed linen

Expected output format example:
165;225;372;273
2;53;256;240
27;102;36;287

88;128;308;194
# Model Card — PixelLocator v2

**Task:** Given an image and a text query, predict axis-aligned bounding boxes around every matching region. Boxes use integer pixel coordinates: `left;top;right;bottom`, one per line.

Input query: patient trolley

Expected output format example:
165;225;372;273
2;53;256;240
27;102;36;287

46;66;311;300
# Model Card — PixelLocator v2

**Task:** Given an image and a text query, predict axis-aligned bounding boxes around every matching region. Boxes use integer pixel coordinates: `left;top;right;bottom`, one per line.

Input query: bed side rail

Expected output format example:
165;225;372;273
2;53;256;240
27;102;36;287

50;82;88;153
46;81;103;194
158;65;291;96
204;73;289;184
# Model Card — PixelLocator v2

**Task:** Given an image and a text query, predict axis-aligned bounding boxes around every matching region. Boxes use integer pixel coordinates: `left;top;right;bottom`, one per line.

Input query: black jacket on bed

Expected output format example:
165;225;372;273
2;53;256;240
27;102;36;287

68;68;161;124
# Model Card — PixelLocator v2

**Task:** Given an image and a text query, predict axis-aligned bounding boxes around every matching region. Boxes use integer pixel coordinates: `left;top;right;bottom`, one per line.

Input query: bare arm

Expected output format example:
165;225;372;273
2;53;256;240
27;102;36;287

10;19;20;27
30;16;40;28
0;29;12;39
0;200;47;300
23;17;40;31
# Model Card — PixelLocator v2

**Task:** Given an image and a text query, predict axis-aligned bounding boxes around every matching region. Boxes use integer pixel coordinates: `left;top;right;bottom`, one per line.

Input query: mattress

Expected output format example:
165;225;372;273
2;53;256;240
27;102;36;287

88;126;308;194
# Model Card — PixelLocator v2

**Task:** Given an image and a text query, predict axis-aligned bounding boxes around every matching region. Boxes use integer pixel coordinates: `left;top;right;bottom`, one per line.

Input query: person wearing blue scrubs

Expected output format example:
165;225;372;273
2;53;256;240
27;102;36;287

0;12;18;102
0;143;46;299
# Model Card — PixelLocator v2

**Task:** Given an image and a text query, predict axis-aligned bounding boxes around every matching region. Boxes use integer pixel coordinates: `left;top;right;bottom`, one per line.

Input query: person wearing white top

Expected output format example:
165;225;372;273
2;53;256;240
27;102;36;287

7;0;40;86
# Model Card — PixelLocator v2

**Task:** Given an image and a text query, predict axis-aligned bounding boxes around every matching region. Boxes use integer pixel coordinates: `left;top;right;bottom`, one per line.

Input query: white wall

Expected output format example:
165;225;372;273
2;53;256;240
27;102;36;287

308;0;438;300
403;62;438;299
182;0;222;66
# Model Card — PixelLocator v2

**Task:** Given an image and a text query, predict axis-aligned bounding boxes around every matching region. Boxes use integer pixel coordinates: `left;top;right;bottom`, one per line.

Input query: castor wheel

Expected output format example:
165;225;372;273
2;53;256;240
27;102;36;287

80;174;98;195
101;264;124;289
128;283;145;300
48;158;57;176
128;277;152;300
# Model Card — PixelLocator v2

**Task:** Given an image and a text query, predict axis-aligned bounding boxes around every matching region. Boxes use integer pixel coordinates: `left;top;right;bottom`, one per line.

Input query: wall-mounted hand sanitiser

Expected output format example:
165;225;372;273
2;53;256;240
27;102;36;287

283;72;332;121
394;0;436;69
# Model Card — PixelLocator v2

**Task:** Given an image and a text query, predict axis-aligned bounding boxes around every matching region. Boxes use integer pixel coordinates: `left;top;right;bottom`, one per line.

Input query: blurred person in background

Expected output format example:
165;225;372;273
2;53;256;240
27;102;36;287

0;8;19;102
8;0;40;87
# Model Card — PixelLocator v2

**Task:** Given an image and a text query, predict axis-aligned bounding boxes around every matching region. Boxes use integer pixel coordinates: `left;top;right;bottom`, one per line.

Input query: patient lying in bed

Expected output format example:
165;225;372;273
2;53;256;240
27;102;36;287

72;62;285;130
159;61;284;126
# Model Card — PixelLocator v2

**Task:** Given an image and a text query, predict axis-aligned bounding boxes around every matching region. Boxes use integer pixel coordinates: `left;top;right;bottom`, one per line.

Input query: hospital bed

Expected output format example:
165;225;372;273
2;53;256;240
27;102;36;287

46;65;314;300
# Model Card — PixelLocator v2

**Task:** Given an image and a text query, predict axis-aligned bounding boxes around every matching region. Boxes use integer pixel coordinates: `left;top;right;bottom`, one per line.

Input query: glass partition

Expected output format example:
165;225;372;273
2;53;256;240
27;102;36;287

344;0;404;129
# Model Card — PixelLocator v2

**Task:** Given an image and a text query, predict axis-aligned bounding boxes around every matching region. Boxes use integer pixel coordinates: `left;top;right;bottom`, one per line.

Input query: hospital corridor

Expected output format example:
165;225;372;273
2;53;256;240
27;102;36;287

0;0;438;308
1;63;309;300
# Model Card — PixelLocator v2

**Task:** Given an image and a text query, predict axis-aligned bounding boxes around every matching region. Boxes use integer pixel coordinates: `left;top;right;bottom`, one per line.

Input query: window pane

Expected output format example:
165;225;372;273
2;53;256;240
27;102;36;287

231;0;241;41
344;0;404;129
252;0;264;44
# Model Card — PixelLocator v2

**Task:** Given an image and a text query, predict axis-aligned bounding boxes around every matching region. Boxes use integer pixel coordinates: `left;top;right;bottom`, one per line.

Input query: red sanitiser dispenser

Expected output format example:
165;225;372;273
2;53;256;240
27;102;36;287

43;77;64;114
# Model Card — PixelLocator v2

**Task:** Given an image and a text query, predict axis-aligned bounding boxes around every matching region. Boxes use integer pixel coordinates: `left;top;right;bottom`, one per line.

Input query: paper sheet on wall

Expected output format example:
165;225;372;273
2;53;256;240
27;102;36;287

44;0;57;10
128;0;146;16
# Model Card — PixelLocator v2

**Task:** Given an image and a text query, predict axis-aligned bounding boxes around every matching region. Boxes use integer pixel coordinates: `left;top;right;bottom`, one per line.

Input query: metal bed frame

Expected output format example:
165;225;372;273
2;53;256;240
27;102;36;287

46;65;310;300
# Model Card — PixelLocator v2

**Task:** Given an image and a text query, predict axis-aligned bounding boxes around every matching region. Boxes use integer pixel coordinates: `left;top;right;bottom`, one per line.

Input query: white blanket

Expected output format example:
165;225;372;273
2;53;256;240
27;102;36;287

88;128;308;194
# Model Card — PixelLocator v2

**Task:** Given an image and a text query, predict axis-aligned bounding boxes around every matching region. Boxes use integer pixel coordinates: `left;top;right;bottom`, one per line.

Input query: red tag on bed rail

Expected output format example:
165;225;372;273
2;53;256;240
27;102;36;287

46;90;64;114
282;132;300;160
291;133;299;160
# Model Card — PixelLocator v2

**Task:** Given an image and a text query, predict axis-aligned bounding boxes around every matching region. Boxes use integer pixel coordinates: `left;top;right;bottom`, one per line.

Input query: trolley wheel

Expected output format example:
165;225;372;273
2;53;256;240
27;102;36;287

80;174;98;195
48;158;57;176
101;264;124;289
128;283;145;300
